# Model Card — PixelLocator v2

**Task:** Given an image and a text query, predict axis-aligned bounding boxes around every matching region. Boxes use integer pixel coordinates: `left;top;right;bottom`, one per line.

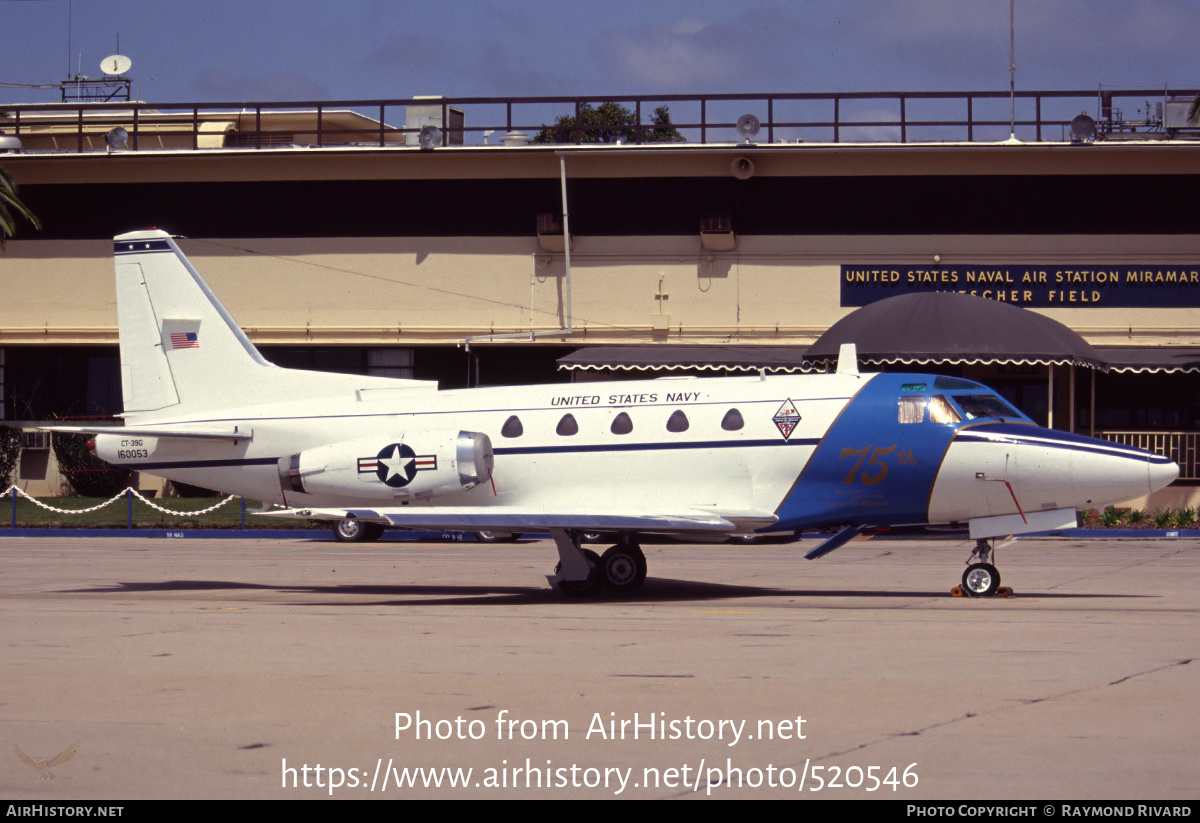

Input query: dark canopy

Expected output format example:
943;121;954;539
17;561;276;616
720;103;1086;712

1096;346;1200;373
804;292;1106;369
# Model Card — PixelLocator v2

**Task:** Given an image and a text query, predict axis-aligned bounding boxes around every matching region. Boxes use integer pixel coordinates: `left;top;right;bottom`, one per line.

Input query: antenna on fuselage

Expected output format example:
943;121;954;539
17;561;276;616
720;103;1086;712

836;343;859;375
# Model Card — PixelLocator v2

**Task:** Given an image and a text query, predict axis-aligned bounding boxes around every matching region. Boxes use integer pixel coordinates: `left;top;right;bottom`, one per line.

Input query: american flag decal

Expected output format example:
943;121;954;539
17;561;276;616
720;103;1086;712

169;332;199;349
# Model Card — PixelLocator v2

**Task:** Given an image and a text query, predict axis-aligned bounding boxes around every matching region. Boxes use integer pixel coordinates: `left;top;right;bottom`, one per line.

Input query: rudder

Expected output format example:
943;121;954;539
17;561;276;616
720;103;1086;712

114;230;275;420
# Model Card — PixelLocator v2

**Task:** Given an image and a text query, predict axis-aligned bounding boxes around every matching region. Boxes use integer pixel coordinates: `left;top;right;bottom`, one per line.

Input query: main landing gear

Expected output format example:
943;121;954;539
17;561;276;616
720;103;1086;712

549;529;647;597
955;538;1013;597
333;517;384;543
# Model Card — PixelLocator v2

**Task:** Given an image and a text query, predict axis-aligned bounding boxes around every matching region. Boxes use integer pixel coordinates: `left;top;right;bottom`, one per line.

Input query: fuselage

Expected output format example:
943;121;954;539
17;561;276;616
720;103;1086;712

94;369;1176;535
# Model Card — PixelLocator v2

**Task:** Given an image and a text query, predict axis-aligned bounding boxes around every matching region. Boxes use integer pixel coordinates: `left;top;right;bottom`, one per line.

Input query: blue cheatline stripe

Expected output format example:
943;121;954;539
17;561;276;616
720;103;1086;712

494;438;817;456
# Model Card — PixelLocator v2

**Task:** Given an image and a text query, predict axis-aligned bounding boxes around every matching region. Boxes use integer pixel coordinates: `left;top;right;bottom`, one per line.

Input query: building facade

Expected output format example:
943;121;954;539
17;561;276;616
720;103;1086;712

2;94;1198;499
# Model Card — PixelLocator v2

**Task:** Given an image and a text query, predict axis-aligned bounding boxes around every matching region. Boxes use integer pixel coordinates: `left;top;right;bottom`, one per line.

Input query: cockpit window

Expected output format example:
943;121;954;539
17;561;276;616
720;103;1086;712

934;376;982;390
898;396;925;424
928;395;961;423
900;395;964;424
953;394;1019;420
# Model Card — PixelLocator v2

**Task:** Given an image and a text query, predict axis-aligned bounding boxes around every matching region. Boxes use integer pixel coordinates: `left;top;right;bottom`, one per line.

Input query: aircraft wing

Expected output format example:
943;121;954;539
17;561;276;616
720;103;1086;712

271;506;778;534
41;425;252;442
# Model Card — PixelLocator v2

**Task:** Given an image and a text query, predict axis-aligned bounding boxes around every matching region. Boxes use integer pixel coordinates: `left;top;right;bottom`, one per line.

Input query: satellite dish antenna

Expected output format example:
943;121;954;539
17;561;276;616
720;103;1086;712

735;113;761;143
100;54;132;76
418;125;442;149
105;126;129;153
1069;113;1096;143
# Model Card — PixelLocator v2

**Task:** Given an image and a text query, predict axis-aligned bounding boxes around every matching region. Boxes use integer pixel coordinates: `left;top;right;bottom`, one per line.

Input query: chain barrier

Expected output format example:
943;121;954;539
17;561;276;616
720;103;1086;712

4;485;238;516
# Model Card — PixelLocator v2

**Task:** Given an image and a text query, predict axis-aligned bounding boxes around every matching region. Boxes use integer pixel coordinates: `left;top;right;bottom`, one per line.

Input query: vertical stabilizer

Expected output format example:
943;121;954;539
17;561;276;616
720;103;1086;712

113;230;434;423
114;230;274;419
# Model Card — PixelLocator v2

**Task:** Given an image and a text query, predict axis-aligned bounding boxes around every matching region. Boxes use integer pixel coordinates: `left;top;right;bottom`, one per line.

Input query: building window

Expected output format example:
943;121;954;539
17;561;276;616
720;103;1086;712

368;348;414;379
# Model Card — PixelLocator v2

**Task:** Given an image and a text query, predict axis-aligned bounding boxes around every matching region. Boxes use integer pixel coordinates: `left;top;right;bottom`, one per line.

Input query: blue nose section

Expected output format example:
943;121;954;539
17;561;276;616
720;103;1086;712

773;375;958;530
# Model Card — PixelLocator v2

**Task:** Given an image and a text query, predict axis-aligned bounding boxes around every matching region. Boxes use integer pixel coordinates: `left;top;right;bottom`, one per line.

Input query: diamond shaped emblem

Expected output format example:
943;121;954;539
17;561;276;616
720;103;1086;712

773;399;801;441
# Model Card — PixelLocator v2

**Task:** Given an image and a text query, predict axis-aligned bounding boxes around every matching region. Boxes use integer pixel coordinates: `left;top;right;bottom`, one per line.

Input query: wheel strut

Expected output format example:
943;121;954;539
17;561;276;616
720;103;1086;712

958;538;1004;597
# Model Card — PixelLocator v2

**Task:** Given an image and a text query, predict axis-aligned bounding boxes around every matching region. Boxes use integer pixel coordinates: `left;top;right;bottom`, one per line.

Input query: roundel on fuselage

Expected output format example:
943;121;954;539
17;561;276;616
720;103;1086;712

375;443;418;487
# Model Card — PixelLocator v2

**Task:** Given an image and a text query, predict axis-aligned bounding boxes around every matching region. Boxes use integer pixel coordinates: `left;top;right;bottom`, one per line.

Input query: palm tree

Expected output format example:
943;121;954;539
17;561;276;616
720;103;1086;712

0;164;40;249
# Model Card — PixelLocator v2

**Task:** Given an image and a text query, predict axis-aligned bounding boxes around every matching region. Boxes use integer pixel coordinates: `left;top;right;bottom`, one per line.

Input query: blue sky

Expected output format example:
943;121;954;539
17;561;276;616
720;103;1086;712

3;0;1197;101
2;0;1197;142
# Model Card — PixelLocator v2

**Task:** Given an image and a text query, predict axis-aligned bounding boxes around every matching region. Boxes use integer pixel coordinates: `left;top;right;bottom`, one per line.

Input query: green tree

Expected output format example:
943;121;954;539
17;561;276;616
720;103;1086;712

1189;94;1200;126
535;102;685;144
0;426;19;488
0;165;40;249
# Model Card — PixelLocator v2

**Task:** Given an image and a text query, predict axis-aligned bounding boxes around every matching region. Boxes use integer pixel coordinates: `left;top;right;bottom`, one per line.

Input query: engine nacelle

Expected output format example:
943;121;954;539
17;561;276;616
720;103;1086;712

278;429;493;503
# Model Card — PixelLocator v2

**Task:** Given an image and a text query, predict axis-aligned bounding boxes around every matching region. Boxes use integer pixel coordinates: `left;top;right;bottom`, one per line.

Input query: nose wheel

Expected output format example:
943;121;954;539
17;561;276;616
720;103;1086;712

955;538;1012;597
962;562;1001;596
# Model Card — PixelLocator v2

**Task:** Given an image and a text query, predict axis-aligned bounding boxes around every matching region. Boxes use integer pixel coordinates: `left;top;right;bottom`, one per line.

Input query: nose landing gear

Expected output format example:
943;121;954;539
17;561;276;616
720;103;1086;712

954;538;1013;597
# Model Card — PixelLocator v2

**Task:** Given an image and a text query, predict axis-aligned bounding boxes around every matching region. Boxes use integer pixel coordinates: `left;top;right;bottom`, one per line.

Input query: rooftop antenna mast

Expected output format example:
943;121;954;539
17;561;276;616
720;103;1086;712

1008;0;1017;140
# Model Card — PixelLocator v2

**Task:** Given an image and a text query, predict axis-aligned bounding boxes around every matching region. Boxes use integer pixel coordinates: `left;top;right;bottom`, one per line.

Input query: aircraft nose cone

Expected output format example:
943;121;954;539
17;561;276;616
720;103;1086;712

1149;456;1180;494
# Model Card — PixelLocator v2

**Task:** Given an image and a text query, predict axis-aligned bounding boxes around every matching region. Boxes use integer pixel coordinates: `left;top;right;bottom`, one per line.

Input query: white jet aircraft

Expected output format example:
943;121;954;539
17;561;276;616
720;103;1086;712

48;230;1178;597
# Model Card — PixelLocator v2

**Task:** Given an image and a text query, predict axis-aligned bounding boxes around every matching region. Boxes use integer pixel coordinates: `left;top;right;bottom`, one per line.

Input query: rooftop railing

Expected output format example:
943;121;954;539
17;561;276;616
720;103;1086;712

2;88;1198;152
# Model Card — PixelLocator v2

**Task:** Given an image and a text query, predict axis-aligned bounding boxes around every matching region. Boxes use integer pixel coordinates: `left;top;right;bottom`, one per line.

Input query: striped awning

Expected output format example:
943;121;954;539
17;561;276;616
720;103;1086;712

557;345;819;373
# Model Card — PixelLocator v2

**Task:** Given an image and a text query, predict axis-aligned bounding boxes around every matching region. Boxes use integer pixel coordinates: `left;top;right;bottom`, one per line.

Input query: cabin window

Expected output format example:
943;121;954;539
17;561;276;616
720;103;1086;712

501;415;524;438
611;412;633;435
721;408;744;431
666;410;690;432
898;396;925;424
556;413;579;436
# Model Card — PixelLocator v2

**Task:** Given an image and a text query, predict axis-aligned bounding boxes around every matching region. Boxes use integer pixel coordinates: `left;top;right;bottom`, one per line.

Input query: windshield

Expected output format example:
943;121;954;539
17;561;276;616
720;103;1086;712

952;394;1021;421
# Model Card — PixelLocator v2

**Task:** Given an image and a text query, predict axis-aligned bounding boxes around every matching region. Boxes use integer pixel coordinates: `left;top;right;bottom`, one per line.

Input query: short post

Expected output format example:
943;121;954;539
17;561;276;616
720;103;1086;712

11;487;16;529
126;488;133;529
240;497;246;530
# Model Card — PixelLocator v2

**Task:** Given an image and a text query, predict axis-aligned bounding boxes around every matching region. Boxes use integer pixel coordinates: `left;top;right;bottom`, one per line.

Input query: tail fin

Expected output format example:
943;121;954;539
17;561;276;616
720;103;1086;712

114;230;430;421
115;230;274;417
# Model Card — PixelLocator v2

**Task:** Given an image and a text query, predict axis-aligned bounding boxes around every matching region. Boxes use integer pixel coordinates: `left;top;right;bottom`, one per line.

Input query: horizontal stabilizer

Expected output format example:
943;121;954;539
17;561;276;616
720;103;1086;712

42;425;252;442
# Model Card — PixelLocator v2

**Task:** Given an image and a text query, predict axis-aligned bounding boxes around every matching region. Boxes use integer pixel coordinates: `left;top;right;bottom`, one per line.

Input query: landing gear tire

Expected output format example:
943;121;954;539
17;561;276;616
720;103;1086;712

554;549;603;597
334;519;384;543
599;544;647;592
962;562;1001;597
474;531;521;543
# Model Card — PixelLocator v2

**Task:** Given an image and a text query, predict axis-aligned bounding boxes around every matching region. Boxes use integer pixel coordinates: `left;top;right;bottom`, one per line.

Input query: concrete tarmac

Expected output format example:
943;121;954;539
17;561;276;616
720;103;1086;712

1;533;1198;800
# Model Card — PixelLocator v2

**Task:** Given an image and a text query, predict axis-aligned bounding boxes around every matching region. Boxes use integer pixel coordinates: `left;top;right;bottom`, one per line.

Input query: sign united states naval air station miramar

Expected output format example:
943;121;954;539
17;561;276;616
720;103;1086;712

841;265;1200;307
